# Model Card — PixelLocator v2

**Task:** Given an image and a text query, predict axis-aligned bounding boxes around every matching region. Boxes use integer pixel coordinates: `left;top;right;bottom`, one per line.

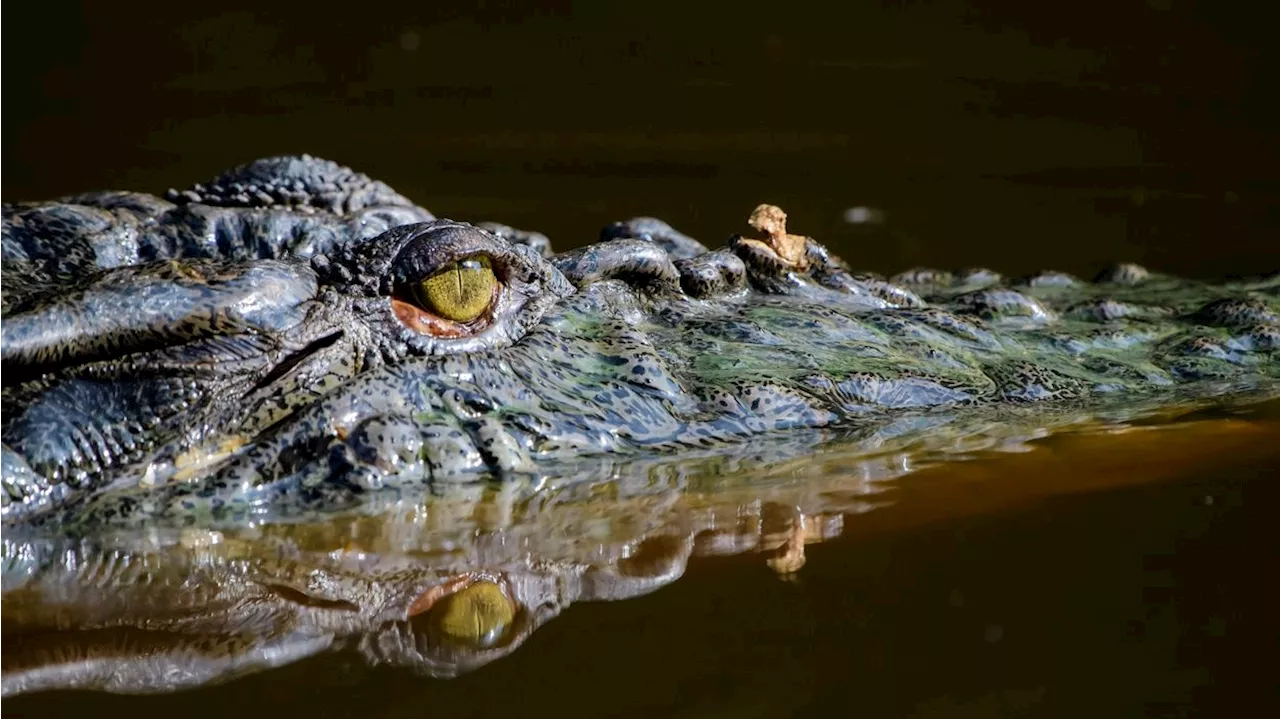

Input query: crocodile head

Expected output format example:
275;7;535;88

2;157;1277;528
1;218;572;516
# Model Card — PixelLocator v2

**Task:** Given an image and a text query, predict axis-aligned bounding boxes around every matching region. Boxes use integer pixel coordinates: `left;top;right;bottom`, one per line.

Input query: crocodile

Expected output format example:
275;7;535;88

2;155;1277;529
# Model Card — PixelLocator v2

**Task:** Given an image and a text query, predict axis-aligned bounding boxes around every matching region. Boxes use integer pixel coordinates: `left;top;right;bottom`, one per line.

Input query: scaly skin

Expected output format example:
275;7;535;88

2;156;1277;528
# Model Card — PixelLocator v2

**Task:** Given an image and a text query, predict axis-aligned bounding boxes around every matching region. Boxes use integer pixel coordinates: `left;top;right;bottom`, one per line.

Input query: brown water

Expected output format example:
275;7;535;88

3;400;1280;716
4;1;1280;715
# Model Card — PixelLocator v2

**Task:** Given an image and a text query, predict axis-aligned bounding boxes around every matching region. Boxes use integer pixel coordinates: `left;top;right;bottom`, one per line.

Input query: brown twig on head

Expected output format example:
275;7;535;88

747;203;810;269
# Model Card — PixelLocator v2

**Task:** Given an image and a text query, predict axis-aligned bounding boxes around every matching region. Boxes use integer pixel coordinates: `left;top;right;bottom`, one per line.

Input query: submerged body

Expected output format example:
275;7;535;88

2;156;1277;528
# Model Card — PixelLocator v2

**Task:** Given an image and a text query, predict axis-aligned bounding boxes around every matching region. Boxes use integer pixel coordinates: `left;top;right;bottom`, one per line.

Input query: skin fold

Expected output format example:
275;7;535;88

1;156;1276;529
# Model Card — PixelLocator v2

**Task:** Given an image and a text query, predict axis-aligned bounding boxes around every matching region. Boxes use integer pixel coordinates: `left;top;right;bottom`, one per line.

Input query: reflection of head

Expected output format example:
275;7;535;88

4;441;883;697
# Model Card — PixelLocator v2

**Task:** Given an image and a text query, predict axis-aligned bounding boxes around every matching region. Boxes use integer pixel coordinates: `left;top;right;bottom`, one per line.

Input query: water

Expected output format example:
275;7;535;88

4;1;1280;715
4;398;1279;715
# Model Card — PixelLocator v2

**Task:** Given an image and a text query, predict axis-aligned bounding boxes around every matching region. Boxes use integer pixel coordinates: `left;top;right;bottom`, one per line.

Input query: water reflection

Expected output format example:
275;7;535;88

4;390;1275;696
1;501;846;693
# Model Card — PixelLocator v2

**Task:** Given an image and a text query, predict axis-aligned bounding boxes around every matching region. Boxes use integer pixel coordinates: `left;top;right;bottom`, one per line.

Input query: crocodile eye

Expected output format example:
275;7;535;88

432;580;515;649
391;252;502;337
377;220;569;349
412;256;496;323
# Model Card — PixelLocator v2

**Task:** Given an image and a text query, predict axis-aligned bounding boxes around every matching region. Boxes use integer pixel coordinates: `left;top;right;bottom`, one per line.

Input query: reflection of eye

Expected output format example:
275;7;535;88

413;256;496;323
432;580;515;649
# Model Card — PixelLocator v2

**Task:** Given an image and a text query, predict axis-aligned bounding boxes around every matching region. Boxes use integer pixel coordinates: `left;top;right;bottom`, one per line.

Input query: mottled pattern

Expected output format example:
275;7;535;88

2;156;1276;530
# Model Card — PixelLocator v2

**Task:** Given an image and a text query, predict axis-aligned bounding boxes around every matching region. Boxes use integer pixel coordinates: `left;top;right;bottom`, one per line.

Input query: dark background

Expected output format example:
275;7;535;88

3;6;1280;714
4;1;1278;276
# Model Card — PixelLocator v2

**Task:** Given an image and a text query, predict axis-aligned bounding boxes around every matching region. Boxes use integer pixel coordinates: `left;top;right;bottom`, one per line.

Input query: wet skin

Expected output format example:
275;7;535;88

1;156;1277;528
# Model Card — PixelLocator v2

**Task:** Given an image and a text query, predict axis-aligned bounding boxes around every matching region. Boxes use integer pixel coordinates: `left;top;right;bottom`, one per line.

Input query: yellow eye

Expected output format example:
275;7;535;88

412;256;495;323
433;580;515;649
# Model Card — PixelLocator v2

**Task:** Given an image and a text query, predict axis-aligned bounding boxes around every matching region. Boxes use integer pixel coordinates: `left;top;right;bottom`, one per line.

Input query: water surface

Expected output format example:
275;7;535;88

4;398;1278;716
